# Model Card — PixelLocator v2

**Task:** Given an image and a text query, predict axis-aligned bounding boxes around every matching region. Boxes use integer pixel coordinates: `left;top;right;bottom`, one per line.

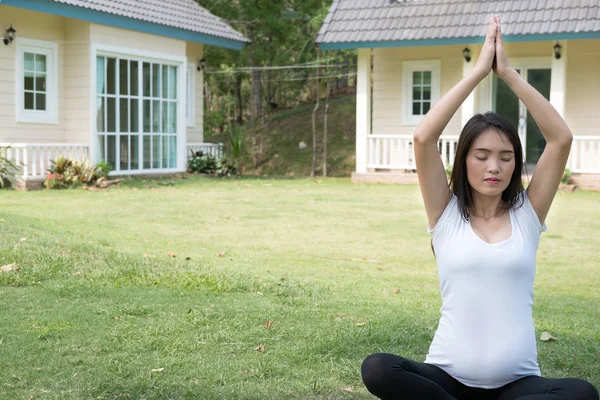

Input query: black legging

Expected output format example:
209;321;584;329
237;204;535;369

361;353;599;400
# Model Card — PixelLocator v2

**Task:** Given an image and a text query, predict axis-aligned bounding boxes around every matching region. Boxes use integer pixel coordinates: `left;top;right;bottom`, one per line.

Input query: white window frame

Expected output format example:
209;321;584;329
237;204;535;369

402;60;441;126
90;43;187;174
15;38;59;124
186;63;196;127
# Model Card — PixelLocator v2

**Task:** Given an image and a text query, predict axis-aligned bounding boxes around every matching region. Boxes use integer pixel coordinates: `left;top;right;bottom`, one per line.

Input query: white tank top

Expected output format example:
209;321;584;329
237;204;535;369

424;191;545;389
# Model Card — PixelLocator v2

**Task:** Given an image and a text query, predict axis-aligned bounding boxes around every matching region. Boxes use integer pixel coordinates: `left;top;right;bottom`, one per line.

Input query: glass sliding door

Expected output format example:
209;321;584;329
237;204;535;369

96;56;178;173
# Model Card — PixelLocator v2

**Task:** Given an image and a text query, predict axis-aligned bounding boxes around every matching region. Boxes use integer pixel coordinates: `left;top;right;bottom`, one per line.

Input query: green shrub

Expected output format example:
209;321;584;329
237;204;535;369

216;156;237;177
0;145;22;189
44;156;112;189
188;154;218;174
561;168;572;184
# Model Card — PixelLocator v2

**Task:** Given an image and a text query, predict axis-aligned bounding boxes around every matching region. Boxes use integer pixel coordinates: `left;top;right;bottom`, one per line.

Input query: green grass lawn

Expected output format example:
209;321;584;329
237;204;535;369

1;177;598;399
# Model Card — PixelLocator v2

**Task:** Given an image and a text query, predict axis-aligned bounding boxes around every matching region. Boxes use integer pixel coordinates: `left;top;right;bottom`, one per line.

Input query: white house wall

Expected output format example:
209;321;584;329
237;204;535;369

89;24;186;58
372;45;463;136
64;19;91;144
566;39;600;137
186;42;204;144
0;7;67;143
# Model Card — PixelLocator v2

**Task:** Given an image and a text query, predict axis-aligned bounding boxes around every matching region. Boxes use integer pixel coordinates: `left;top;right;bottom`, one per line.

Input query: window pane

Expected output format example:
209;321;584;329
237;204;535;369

152;64;160;98
24;71;34;91
152;135;160;168
98;135;106;161
162;66;168;100
412;102;421;115
107;58;116;95
96;57;105;94
413;71;422;85
143;62;151;97
143;100;151;133
25;92;34;110
169;66;177;99
38;91;45;109
169;136;176;169
120;98;129;133
131;135;139;170
143;135;151;168
106;135;116;169
161;101;168;133
130;99;139;133
36;93;46;111
107;97;116;132
24;53;35;71
162;135;168;168
168;102;177;133
35;54;47;73
119;59;128;96
423;71;432;85
423;101;431;114
96;97;105;132
130;61;139;96
120;135;129;170
152;100;160;133
36;75;46;92
423;86;431;100
412;86;421;101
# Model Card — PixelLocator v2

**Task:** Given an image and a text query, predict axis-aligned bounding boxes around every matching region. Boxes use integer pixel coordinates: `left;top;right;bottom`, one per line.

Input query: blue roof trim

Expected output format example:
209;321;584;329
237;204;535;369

1;0;246;50
319;31;600;50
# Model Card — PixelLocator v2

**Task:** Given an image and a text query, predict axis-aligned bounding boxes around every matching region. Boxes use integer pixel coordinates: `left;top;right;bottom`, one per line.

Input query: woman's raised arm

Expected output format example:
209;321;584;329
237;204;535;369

493;18;573;224
415;17;498;229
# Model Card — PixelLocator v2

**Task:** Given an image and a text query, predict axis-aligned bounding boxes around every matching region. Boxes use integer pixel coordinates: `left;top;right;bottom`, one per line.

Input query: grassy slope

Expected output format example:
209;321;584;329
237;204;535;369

204;95;357;177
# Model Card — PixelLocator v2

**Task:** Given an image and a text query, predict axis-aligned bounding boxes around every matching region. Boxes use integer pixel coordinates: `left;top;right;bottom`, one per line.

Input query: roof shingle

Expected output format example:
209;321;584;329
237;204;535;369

317;0;600;45
50;0;249;43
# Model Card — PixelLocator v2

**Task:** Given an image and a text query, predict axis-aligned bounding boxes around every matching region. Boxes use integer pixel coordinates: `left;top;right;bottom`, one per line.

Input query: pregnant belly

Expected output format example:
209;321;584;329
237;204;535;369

426;321;539;387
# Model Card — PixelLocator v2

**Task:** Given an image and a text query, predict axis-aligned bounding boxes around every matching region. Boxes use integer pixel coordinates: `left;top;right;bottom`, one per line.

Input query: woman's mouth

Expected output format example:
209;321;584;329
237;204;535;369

484;178;501;184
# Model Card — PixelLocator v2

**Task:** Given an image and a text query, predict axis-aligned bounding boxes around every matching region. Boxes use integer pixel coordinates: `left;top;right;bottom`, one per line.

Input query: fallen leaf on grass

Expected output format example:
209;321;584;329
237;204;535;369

231;353;237;359
254;344;265;352
1;263;17;273
143;254;156;259
256;292;264;296
185;257;192;261
151;368;164;372
392;288;400;294
266;321;272;329
354;322;366;327
167;252;176;258
540;332;557;342
19;238;27;242
344;387;354;392
217;252;225;257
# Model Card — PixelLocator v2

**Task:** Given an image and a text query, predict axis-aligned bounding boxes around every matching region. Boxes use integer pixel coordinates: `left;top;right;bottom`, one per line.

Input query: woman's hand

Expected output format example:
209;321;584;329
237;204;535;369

472;16;497;80
492;16;515;79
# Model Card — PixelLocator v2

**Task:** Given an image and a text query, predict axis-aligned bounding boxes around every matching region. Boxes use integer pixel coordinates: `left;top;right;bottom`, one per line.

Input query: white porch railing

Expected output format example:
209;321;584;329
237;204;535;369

367;135;600;174
187;142;224;159
568;136;600;173
0;143;89;180
367;135;459;170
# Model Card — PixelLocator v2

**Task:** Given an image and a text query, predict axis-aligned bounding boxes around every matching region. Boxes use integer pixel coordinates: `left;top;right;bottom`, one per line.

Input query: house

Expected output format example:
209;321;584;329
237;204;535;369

0;0;248;186
317;0;600;189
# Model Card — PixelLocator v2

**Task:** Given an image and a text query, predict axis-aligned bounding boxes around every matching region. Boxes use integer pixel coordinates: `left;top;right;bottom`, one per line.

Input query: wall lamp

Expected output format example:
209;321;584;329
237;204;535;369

3;25;16;46
462;47;471;62
553;42;562;59
197;57;206;72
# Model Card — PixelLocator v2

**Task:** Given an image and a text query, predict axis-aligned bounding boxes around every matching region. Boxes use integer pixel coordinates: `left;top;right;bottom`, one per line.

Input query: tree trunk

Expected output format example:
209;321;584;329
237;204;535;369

311;50;321;178
235;74;243;124
250;69;262;120
323;79;330;177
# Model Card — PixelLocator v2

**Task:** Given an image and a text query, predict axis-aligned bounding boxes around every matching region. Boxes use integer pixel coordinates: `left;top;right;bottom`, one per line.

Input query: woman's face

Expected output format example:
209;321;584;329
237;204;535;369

466;129;516;198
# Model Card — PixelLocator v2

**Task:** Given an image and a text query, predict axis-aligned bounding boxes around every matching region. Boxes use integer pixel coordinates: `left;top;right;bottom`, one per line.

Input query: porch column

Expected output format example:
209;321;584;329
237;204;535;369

550;41;567;118
461;46;476;127
356;48;372;174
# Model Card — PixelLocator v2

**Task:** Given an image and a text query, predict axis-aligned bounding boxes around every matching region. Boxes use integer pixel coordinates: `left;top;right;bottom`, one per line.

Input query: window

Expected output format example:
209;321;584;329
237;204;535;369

16;38;58;124
96;56;179;172
402;60;441;126
186;63;195;127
